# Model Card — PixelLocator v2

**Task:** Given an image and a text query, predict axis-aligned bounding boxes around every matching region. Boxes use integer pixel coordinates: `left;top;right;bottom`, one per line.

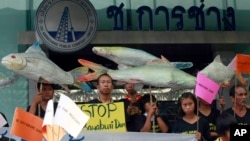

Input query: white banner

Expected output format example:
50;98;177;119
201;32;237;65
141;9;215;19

0;127;196;141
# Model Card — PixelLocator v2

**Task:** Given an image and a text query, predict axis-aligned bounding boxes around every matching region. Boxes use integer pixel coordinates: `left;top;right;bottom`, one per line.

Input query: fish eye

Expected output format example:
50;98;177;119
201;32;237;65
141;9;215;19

11;55;16;59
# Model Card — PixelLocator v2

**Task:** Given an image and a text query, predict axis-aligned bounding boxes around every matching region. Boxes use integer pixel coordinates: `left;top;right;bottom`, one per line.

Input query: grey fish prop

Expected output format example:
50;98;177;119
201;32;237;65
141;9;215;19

77;58;197;90
1;41;92;92
92;46;193;69
0;74;18;89
200;55;234;87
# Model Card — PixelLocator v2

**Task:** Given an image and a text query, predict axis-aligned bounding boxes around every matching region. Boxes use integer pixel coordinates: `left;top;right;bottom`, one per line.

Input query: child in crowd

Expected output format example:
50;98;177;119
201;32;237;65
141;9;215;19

172;92;211;141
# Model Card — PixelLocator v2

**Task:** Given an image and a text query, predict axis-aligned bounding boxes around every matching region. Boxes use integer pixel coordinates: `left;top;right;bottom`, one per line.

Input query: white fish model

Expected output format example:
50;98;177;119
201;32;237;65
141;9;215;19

0;74;18;89
77;58;196;90
1;41;92;92
92;46;193;69
200;55;235;87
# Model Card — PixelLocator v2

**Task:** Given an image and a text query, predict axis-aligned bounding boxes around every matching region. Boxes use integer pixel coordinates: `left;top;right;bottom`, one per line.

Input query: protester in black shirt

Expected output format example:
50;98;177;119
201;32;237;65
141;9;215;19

172;92;211;141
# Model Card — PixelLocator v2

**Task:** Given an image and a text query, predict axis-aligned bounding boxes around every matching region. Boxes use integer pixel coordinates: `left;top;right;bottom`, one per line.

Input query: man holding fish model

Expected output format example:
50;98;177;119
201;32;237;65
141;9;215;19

27;82;57;118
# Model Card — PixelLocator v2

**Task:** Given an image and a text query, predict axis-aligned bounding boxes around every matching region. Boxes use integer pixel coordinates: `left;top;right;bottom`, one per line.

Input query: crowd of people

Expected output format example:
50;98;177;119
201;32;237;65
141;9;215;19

1;73;250;141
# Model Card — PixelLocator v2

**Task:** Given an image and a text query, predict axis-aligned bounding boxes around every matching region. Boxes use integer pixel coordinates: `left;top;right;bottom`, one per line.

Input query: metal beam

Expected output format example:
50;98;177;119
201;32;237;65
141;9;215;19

18;31;250;45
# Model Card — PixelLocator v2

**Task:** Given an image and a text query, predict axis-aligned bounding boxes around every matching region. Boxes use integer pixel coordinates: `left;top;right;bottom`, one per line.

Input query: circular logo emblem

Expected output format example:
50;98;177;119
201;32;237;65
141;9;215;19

35;0;97;53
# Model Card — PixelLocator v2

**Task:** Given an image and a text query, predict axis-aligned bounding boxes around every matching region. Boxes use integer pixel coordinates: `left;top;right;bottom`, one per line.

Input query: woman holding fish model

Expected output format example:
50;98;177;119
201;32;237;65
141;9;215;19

27;82;57;118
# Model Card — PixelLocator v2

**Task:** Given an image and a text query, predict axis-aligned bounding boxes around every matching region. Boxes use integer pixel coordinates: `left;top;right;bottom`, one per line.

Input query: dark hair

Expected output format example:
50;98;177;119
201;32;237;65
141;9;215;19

139;94;157;114
229;84;246;97
96;73;113;84
37;82;55;90
177;92;197;117
216;112;238;136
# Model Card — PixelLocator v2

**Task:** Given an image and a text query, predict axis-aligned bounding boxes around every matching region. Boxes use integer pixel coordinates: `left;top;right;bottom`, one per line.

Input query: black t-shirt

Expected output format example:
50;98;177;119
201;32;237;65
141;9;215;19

172;116;212;141
222;107;250;125
26;102;58;118
199;108;220;140
134;114;170;133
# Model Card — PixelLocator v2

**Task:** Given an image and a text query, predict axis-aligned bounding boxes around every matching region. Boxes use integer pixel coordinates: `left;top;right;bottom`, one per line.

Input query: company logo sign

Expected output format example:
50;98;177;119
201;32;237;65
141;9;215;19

35;0;97;53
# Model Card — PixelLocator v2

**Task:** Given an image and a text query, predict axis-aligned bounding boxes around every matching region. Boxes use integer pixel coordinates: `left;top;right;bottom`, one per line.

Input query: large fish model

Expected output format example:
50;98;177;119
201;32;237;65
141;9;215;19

200;55;244;87
78;55;242;90
77;58;197;90
92;46;193;69
1;41;92;92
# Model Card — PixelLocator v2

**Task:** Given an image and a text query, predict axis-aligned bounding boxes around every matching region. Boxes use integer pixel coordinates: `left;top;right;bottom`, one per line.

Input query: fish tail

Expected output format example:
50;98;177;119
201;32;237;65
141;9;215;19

70;66;89;79
70;66;93;92
77;59;108;82
78;59;108;72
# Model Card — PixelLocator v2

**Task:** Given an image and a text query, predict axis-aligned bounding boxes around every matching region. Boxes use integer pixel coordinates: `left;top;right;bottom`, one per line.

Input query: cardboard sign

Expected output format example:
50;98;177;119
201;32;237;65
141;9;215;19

78;102;126;132
195;72;220;104
42;100;65;141
236;54;250;73
11;107;44;141
53;94;90;138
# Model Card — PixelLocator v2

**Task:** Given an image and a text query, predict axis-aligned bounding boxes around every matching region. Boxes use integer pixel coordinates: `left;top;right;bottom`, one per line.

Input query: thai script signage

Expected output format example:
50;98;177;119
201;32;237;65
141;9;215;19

106;2;235;31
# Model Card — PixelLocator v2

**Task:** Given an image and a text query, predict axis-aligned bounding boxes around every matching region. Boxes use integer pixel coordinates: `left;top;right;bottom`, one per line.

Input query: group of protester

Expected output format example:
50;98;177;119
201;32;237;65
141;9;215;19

1;73;249;141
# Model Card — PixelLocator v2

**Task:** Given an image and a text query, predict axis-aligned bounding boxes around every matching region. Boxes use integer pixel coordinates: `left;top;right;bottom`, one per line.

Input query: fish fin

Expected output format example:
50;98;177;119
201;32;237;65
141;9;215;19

214;55;222;63
77;59;109;82
69;66;93;92
160;55;194;69
146;59;165;65
25;41;47;56
170;62;194;69
146;55;171;64
160;55;170;63
146;55;193;69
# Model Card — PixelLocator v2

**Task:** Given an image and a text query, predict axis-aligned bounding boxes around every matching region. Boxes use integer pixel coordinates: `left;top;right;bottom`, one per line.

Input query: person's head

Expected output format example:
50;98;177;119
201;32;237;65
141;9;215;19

96;73;114;95
124;83;136;94
177;92;197;117
198;97;210;106
216;112;238;141
139;94;157;114
37;82;55;101
229;84;247;107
